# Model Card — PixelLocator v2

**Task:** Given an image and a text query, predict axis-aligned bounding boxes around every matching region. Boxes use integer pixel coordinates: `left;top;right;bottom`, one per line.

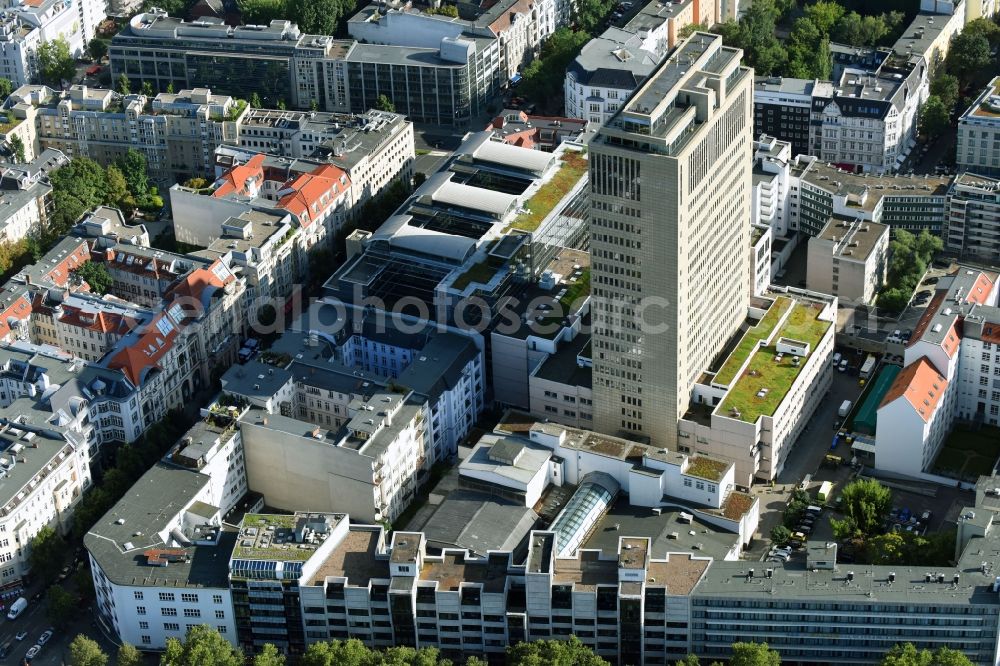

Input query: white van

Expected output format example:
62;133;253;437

6;597;26;620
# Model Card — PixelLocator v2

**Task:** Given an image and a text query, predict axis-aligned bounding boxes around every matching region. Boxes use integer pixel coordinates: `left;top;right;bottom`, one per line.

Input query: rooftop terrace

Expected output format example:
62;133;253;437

714;297;792;386
507;151;588;233
718;302;832;423
232;513;324;562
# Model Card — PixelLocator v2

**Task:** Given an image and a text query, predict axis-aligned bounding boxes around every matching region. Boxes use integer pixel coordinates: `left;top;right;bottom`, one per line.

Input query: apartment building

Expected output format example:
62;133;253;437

237;390;426;525
104;259;246;429
86;413;249;650
0;0;85;87
677;291;837;486
944;172;1000;258
751;136;798;284
215;108;414;211
957;77;1000;178
30;293;151;363
229;513;343;653
6;85;245;186
223;321;483;521
0;149;66;244
807;217;889;304
171;154;352;255
589;33;752;448
872;268;999;480
564;0;716;124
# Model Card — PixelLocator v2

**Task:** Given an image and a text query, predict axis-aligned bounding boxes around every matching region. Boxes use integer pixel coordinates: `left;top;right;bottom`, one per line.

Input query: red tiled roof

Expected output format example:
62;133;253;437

58;305;140;335
44;242;90;287
213;154;265;198
880;357;948;423
107;311;178;386
277;164;350;227
964;272;996;305
0;293;32;341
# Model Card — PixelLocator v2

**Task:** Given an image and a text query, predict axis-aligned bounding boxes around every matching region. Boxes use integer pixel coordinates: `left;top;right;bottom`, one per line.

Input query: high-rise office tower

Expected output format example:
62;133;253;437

589;32;753;446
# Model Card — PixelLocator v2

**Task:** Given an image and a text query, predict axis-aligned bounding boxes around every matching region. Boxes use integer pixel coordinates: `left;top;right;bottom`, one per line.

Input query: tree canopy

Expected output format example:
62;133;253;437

729;642;782;666
68;635;108;666
574;0;614;34
507;636;611;666
37;37;75;86
521;28;591;107
831;478;892;539
0;78;12;101
72;261;113;295
880;643;974;666
375;94;396;113
117;644;144;666
161;625;244;666
946;32;992;83
47;585;76;628
919;95;951;140
28;525;66;583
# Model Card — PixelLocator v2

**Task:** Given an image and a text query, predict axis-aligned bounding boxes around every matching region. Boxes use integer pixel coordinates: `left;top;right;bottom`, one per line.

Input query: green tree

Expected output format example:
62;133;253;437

712;0;786;76
72;261;113;294
880;643;974;666
787;17;831;80
166;82;175;94
465;658;490;666
676;657;702;666
116;148;149;196
249;91;262;108
160;625;243;666
575;0;614;33
0;77;12;100
9;134;25;164
867;530;908;564
920;95;951;140
288;0;350;35
301;639;375;666
964;17;1000;46
46;586;76;628
37;37;76;86
770;525;791;545
141;80;154;97
507;636;611;666
947;32;992;83
832;12;889;47
375;94;396;113
930;74;960;110
252;644;286;666
522;27;590;106
730;642;782;666
117;644;143;666
117;73;131;95
68;635;108;666
105;164;129;206
802;0;844;35
236;0;287;25
88;38;109;61
28;525;66;583
839;478;892;538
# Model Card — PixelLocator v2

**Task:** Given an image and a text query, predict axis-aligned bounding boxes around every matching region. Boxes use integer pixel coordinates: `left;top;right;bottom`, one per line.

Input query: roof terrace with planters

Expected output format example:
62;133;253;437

716;299;833;423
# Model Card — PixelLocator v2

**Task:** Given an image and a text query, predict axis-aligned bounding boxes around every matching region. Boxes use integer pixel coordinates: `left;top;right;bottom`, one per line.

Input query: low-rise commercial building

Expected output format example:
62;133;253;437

678;291;837;486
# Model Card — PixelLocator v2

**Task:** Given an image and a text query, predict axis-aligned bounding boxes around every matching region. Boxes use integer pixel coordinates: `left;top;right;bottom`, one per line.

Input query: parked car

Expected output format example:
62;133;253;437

771;546;792;556
37;630;52;646
15;631;27;641
920;510;932;523
0;641;11;658
25;645;40;662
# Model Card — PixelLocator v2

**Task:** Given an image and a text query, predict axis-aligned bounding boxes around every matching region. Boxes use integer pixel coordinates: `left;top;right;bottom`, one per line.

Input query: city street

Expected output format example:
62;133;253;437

746;363;868;555
0;589;115;666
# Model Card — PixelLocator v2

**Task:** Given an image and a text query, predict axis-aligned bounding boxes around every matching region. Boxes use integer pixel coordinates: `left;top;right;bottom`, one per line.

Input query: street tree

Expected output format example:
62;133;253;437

117;73;131;95
947;32;992;84
29;525;66;583
72;261;113;294
919;95;951;140
46;586;76;628
68;635;108;666
252;644;286;666
117;644;143;666
839;478;892;538
881;643;974;666
160;625;243;666
507;636;611;666
730;642;782;666
930;74;960;111
0;77;12;100
88;38;109;61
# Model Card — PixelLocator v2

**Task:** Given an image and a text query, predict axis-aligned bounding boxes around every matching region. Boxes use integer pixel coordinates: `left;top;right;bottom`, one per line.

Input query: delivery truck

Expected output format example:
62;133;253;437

838;400;852;418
